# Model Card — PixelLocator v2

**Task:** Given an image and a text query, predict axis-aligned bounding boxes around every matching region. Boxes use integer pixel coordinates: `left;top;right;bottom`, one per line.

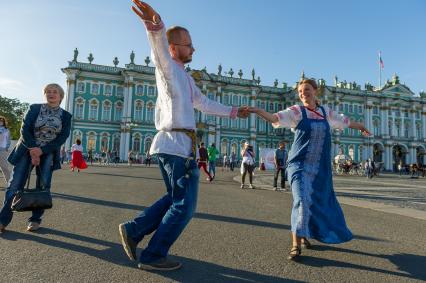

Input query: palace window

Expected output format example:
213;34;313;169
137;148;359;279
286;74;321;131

258;118;266;132
102;101;111;121
87;132;96;151
144;137;152;153
137;85;144;96
231;118;238;128
133;134;141;152
113;135;120;152
116;86;124;97
91;83;99;95
232;95;239;106
221;117;229;128
415;112;420;119
115;102;123;121
339;104;343;112
240;118;247;129
75;98;84;120
223;94;230;105
134;100;144;121
358;105;363;114
146;102;155;122
104;85;112;96
89;100;98;120
373;106;378;115
269;103;274;111
349;105;353;113
221;139;228;155
100;133;109;151
373;120;380;136
404;122;410;138
77;82;85;93
148;86;155;96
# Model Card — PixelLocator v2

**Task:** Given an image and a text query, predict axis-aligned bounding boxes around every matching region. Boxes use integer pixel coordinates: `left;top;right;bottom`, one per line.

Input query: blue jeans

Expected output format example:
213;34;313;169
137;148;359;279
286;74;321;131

125;153;200;263
208;160;216;176
0;152;54;226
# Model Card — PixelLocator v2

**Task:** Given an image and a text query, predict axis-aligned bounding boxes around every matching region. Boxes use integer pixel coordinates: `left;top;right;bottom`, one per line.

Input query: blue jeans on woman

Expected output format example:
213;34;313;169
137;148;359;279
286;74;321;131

0;152;54;226
123;153;200;263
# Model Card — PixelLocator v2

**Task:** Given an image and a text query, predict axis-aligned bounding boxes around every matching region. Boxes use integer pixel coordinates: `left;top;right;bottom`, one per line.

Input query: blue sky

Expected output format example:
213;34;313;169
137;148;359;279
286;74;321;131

0;0;425;104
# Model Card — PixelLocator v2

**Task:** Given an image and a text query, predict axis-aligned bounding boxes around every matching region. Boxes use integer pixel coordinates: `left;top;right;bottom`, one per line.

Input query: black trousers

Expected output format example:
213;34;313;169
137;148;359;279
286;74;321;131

273;167;286;188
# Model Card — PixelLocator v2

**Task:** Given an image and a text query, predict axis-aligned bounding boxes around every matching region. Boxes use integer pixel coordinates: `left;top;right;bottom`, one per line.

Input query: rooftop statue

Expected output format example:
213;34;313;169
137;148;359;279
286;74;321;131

218;64;222;76
73;48;79;62
130;51;135;64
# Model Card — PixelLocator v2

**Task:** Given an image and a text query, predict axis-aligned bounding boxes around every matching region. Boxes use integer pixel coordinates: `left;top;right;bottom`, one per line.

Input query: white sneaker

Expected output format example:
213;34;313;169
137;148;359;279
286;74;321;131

27;222;40;232
273;187;278;191
249;184;254;189
240;184;244;189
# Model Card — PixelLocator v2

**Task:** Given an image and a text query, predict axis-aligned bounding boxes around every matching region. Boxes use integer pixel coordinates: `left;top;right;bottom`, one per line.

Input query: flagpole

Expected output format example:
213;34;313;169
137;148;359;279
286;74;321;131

379;51;382;89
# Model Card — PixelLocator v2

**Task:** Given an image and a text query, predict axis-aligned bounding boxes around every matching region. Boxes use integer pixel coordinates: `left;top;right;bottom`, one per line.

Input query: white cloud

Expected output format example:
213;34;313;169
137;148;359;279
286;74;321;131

0;77;24;92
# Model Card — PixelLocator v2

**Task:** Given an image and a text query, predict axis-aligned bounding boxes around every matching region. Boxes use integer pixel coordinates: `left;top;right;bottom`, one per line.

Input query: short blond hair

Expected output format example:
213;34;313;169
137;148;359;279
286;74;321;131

43;83;65;100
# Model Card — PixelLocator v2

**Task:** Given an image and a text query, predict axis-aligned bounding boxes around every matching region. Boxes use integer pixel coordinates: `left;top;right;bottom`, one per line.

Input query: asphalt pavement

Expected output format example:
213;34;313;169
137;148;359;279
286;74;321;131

0;165;425;282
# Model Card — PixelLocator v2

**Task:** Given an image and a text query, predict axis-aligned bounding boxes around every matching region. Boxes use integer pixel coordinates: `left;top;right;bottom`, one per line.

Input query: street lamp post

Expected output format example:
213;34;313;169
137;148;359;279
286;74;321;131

120;116;138;161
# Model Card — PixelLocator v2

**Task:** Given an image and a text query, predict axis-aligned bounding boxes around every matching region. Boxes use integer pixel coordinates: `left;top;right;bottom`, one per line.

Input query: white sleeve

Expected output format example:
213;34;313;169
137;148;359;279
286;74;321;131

325;106;350;130
272;105;301;129
144;21;176;97
192;82;237;118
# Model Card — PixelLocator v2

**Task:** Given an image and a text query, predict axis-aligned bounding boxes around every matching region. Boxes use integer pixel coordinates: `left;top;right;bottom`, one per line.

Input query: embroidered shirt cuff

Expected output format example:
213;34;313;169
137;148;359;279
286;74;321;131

144;19;164;32
272;113;281;128
230;106;238;119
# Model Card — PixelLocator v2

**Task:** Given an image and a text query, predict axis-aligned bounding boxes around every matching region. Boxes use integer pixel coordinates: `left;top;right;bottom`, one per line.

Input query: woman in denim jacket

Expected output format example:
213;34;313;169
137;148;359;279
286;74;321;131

0;83;72;233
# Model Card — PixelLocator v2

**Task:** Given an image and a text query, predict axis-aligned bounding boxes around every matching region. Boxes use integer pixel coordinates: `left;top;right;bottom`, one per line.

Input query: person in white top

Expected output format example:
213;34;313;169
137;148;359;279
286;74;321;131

0;116;11;183
119;0;249;271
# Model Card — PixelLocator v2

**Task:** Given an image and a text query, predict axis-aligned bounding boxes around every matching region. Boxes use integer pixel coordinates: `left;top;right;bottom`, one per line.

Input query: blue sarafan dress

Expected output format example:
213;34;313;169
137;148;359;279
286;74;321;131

285;106;353;243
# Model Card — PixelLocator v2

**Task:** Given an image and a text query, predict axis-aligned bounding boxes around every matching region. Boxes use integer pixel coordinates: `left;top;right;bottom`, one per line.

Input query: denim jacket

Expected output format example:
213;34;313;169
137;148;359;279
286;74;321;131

8;104;72;170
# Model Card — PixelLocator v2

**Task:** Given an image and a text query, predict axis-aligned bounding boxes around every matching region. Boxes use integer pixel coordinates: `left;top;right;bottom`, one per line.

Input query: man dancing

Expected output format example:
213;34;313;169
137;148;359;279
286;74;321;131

119;0;249;271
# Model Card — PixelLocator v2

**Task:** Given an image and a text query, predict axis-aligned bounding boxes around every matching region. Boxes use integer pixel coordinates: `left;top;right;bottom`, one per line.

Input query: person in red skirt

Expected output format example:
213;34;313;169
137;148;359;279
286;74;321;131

71;139;87;172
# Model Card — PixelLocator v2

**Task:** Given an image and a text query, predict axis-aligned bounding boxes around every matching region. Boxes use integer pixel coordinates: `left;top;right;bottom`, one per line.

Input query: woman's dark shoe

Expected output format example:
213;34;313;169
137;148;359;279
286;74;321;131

0;224;6;234
287;246;301;260
301;238;312;249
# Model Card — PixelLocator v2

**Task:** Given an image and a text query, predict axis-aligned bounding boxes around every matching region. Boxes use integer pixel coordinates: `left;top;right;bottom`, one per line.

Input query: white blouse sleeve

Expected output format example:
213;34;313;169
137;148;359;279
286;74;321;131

325;106;350;130
272;105;302;129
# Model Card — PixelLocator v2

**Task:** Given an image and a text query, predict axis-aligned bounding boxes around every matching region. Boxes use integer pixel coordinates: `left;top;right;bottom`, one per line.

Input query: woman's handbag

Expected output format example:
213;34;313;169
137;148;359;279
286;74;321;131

11;165;52;212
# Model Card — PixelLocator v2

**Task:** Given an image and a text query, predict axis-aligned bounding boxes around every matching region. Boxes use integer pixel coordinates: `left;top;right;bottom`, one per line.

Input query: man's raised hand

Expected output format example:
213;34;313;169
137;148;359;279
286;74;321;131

131;0;161;23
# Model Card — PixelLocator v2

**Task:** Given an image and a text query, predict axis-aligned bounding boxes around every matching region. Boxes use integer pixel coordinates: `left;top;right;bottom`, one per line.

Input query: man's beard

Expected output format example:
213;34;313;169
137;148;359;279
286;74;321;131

182;57;192;64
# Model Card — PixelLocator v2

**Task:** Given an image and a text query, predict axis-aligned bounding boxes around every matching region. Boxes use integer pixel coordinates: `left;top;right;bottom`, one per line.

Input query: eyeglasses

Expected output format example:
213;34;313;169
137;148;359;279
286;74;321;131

172;42;194;49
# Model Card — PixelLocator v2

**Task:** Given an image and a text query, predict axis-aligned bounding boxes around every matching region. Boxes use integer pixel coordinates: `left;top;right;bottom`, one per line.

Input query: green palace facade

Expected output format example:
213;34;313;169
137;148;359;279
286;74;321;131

62;50;426;171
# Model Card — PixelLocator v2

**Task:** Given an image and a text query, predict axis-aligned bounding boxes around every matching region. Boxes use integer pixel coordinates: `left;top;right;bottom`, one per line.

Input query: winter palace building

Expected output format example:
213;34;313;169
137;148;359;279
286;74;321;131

62;50;426;171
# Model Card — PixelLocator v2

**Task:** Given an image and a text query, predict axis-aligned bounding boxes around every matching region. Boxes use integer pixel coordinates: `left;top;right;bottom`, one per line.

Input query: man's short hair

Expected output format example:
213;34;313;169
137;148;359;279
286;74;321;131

166;26;189;44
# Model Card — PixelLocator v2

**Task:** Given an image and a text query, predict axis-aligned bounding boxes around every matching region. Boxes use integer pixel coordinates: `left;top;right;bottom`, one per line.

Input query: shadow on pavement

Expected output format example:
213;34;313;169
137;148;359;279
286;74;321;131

150;255;302;283
304;245;426;280
1;228;296;282
52;192;291;231
86;172;164;181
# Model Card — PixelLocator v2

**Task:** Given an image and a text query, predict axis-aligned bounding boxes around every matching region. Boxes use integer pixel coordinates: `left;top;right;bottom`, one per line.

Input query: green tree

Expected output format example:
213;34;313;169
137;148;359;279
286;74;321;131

0;95;30;140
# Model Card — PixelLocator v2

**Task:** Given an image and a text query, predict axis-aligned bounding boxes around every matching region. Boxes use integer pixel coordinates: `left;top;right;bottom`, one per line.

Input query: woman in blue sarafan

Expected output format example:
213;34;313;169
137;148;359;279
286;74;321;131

250;79;371;260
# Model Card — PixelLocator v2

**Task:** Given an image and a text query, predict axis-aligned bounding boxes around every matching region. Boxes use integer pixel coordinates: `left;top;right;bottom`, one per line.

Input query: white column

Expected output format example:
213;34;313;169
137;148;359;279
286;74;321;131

215;91;221;149
401;117;405;138
410;146;416;164
64;78;76;151
380;107;388;136
249;89;257;151
411;110;417;140
384;145;391;170
422;110;426;139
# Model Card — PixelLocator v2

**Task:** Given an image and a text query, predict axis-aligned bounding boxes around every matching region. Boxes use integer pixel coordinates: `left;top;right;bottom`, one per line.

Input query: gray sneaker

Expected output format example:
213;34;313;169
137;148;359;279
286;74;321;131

138;257;182;271
27;222;40;232
119;223;137;261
